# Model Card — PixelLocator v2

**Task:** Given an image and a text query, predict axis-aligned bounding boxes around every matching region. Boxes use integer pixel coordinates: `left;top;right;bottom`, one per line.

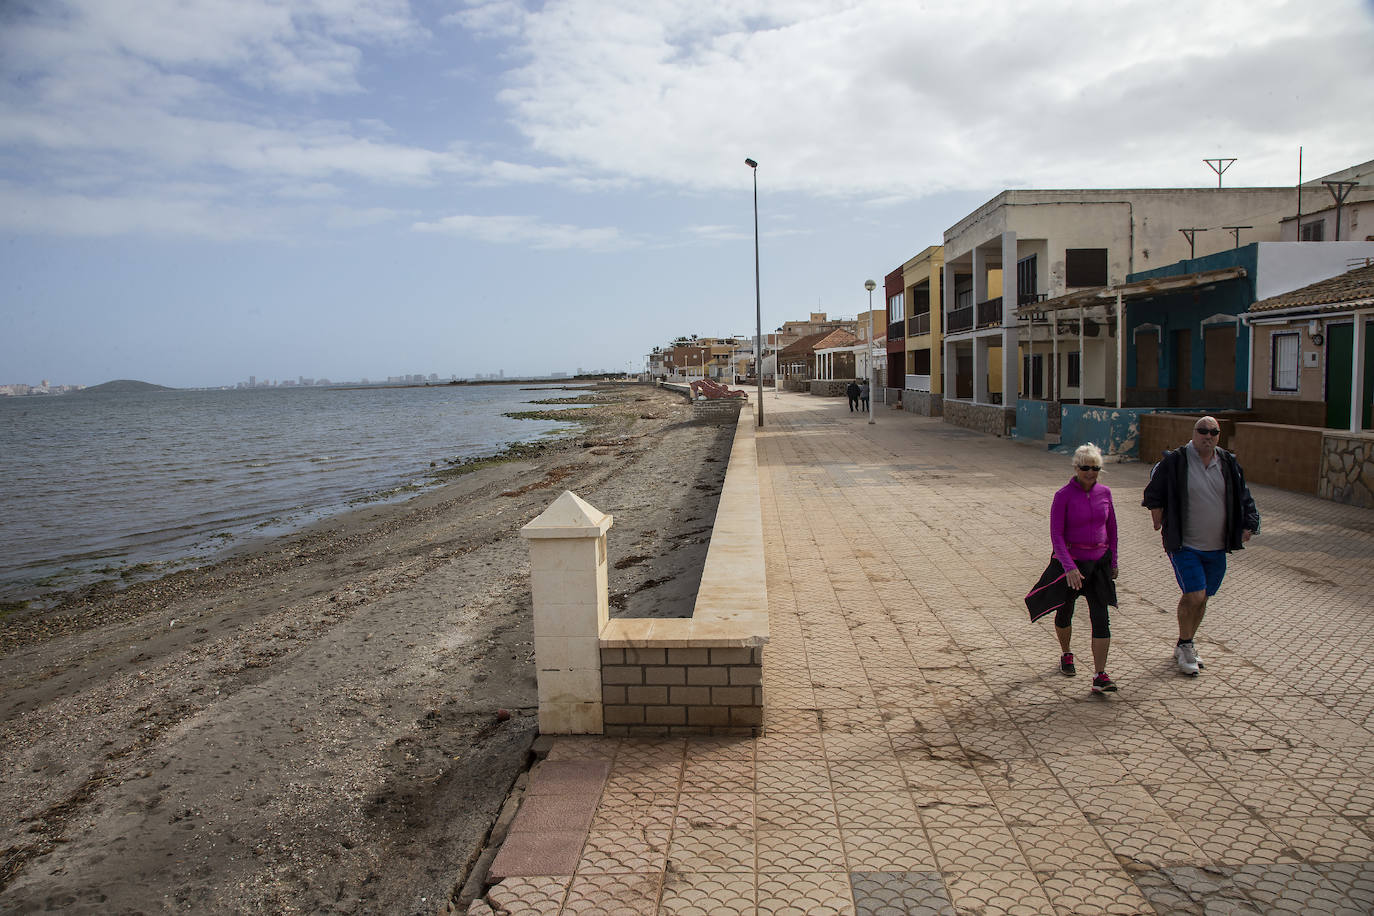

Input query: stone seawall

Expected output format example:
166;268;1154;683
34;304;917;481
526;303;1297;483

943;399;1014;436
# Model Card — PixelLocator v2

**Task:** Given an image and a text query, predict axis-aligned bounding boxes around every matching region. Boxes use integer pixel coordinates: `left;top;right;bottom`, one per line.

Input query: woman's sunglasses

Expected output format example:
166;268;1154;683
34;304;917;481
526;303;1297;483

1077;465;1102;472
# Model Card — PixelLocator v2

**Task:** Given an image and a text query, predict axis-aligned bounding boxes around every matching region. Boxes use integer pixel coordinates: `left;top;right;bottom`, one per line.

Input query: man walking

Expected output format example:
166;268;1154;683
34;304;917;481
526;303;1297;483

846;380;860;412
1141;416;1260;675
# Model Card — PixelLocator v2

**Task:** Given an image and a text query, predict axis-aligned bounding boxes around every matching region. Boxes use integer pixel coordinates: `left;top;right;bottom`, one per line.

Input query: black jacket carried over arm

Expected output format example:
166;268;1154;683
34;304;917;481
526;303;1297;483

1141;445;1260;554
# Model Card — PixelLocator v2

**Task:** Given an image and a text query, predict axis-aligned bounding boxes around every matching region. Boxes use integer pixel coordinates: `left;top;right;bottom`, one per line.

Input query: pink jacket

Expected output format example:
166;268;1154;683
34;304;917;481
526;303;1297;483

1050;479;1117;571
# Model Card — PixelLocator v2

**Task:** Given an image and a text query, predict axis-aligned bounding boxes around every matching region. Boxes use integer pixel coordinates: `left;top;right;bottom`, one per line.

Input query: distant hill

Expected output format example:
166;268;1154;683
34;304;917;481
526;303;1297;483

81;379;176;393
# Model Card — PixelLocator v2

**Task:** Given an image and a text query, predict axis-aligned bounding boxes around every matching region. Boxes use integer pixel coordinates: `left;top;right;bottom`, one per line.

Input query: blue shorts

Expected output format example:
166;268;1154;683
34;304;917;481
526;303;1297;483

1169;546;1227;596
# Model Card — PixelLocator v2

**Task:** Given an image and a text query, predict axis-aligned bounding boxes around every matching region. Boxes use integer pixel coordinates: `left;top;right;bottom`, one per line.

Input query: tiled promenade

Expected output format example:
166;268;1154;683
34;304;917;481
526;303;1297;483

475;392;1374;915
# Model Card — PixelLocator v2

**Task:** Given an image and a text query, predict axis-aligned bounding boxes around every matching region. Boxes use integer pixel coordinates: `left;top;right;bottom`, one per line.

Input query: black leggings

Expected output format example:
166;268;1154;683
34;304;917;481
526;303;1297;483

1055;588;1111;639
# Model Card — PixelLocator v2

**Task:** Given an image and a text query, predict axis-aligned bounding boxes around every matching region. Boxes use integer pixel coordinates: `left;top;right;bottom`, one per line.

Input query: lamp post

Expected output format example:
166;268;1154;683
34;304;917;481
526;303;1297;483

864;279;877;424
746;158;763;427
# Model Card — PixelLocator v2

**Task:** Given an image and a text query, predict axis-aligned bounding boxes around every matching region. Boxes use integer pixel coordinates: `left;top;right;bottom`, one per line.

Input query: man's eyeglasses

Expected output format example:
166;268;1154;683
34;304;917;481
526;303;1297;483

1195;427;1221;436
1077;465;1102;472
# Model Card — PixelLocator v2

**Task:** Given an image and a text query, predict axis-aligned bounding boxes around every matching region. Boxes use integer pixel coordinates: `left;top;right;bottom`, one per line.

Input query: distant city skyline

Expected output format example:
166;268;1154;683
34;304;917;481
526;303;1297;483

3;1;1372;388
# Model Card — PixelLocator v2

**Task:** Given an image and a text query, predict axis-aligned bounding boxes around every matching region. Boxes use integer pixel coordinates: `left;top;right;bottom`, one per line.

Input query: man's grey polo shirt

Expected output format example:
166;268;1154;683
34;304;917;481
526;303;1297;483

1182;441;1226;551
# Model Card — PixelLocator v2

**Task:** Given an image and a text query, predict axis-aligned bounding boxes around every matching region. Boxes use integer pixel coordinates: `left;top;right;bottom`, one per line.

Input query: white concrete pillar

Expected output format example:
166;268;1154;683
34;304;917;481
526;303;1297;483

1001;231;1018;408
973;246;987;304
519;490;613;734
1353;313;1368;432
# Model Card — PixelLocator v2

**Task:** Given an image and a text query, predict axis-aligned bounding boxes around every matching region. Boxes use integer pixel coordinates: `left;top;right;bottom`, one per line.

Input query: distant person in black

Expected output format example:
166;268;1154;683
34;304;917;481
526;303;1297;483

846;380;860;412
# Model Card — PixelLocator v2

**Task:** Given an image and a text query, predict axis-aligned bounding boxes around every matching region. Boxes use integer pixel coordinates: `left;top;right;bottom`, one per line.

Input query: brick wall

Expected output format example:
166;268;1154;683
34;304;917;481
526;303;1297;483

691;398;745;424
1232;423;1324;494
1251;397;1327;428
601;647;764;737
1137;413;1256;466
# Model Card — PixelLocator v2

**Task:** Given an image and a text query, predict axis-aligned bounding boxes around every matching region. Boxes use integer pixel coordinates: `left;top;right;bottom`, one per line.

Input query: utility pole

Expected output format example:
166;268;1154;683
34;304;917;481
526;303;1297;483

1323;180;1359;241
1203;158;1236;188
1223;226;1252;248
1179;228;1208;259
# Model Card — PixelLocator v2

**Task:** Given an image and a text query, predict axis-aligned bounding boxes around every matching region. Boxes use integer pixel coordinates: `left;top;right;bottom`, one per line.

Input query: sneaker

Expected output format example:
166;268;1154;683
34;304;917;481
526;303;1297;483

1175;642;1200;676
1060;653;1076;676
1091;672;1117;693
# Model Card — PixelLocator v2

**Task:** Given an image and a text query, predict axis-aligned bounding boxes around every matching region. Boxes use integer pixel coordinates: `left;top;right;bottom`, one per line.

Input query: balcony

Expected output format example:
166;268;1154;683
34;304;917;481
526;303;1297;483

947;306;973;333
905;373;932;392
888;321;905;341
976;296;1003;328
907;312;930;336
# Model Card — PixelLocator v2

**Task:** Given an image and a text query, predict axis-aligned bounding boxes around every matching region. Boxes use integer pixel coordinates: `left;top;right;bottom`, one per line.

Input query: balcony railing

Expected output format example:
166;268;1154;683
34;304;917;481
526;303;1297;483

907;312;930;336
888;321;905;341
976;296;1003;328
905;373;932;392
1018;291;1047;307
947;306;973;333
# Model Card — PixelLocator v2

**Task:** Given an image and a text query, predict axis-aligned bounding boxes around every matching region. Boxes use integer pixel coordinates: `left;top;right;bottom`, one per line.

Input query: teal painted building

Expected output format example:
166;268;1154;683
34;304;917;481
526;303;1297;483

1124;245;1257;409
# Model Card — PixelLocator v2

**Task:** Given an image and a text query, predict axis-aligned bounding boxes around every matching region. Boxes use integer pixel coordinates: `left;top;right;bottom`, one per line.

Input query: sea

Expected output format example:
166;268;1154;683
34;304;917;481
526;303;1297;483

0;383;590;601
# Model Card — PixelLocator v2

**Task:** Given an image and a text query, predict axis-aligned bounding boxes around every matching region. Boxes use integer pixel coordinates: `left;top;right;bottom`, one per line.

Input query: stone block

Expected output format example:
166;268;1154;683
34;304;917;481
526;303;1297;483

686;667;729;686
687;706;730;726
710;648;756;665
667;648;710;665
644;666;686;685
603;705;645;725
624;648;667;666
669;686;711;706
626;686;669;705
602;666;643;685
729;665;763;686
711;686;756;706
644;706;686;726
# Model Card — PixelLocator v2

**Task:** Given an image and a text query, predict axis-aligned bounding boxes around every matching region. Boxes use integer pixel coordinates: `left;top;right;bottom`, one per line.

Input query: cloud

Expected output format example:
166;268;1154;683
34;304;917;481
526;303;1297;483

411;213;633;250
474;0;1374;195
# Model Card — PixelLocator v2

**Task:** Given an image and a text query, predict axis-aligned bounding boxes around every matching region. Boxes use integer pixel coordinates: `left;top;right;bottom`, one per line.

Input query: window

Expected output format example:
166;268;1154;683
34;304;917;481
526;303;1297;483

887;292;904;321
1016;254;1038;304
1067;352;1081;388
911;349;931;374
1271;332;1299;391
1299;220;1325;241
1065;249;1108;287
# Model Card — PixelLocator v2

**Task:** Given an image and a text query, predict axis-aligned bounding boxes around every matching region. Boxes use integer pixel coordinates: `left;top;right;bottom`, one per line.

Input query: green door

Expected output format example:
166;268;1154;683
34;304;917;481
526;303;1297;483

1325;321;1374;429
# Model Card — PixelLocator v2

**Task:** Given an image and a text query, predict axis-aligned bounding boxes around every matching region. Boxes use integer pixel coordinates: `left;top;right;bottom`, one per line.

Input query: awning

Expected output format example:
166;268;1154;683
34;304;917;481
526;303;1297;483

1016;266;1248;317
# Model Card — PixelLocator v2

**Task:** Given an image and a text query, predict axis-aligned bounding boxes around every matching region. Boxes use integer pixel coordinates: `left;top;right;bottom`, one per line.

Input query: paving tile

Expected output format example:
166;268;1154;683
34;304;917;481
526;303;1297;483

575;829;670;874
756;791;838;832
1132;864;1259;915
529;758;613;795
672;791;753;831
561;872;662;915
666;828;754;873
657;872;753;915
756;871;855;915
591;791;677;831
942;869;1055;915
1035;869;1155;915
756;829;848;872
1008;823;1118;872
1095;820;1211;870
483;876;571;915
925;821;1031;872
833;791;921;830
488;830;587;878
841;829;938;872
507;794;601;835
1265;816;1374;862
1231;862;1364;914
849;872;954;916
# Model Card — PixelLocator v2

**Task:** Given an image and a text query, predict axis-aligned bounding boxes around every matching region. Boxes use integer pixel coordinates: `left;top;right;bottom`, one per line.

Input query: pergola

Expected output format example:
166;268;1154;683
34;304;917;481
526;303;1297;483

1014;266;1247;407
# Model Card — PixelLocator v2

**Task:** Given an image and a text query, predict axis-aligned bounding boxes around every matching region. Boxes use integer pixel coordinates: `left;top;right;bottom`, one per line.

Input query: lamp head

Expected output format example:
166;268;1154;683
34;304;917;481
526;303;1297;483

864;279;876;292
745;158;758;168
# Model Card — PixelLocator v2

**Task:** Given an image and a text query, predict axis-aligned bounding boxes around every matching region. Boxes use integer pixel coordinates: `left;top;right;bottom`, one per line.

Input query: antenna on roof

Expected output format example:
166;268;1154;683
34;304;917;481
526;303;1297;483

1204;158;1237;188
1179;228;1208;259
1223;226;1252;248
1322;180;1359;241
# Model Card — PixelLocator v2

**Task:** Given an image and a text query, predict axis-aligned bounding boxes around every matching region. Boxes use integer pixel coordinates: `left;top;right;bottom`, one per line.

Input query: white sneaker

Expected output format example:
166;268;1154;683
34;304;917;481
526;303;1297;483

1175;642;1200;676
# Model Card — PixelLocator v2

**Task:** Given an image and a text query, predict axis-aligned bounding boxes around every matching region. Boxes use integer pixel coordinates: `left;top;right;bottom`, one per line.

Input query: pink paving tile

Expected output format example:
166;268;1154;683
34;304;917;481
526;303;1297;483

508;793;601;834
527;758;613;795
488;830;588;878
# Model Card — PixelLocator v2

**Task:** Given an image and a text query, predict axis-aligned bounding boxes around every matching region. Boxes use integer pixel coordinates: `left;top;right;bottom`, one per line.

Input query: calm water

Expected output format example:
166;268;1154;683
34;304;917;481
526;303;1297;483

0;384;587;599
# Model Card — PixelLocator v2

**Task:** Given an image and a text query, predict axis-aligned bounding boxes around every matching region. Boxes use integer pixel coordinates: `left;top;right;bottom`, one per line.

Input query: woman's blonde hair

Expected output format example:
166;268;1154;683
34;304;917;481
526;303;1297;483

1072;443;1103;469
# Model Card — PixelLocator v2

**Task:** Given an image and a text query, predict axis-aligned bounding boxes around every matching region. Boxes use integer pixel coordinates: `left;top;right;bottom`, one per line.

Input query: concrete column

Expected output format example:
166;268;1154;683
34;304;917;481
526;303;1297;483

973;336;988;404
519;490;614;734
973;246;987;304
1353;313;1368;432
1001;231;1018;408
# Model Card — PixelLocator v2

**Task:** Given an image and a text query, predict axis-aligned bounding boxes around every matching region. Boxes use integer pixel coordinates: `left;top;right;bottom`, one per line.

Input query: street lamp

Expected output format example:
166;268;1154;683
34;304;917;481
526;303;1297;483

746;158;763;427
864;279;877;424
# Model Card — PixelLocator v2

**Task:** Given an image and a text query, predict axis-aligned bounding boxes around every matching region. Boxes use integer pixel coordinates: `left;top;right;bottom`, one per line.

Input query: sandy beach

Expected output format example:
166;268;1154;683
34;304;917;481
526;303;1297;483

0;383;733;914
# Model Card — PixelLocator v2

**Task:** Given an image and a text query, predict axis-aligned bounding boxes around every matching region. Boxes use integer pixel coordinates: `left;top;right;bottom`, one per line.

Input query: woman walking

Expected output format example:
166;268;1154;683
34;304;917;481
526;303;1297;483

1050;444;1119;693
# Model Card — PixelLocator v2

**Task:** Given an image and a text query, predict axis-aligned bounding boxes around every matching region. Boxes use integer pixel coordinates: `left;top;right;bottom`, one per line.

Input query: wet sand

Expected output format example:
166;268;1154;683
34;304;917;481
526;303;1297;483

0;383;733;914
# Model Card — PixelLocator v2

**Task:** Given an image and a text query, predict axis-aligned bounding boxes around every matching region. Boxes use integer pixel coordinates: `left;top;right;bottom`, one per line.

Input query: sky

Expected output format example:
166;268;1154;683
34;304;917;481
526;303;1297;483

2;0;1373;388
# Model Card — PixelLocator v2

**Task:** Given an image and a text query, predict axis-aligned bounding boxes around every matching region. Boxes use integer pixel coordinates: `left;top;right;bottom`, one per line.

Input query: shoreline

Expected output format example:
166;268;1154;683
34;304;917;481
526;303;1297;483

0;382;731;913
0;386;616;613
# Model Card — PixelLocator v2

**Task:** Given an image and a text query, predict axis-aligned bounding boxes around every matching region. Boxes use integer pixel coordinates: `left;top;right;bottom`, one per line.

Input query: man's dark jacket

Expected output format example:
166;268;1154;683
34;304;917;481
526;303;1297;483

1141;444;1260;554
